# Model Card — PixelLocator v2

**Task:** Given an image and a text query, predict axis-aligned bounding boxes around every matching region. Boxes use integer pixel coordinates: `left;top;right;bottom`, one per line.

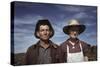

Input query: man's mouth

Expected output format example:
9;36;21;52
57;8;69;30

74;34;77;36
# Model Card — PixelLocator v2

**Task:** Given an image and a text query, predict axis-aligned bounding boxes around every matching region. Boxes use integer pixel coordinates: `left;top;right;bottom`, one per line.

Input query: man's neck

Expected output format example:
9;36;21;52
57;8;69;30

40;40;50;49
69;38;78;43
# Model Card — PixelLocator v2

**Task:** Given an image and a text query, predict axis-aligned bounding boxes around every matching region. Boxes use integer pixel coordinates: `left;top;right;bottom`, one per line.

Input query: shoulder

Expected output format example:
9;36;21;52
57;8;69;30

27;41;40;51
79;40;91;48
49;40;58;48
28;44;36;49
60;40;68;47
80;40;90;45
26;44;36;52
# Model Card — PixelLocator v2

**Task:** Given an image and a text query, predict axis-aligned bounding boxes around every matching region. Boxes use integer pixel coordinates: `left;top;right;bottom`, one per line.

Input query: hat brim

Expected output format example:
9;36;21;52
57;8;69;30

63;25;86;35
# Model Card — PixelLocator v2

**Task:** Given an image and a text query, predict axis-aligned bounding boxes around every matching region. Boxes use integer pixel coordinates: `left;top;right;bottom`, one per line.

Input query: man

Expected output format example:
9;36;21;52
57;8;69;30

25;19;58;65
58;19;91;63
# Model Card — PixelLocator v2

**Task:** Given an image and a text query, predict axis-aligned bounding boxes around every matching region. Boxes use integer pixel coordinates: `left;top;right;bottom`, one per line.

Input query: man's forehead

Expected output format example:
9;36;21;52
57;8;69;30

69;28;79;32
39;25;49;29
69;27;79;31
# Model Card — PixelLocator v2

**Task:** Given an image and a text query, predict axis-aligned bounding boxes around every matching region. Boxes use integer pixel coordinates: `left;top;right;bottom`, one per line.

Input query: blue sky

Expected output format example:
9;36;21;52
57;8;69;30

12;2;97;53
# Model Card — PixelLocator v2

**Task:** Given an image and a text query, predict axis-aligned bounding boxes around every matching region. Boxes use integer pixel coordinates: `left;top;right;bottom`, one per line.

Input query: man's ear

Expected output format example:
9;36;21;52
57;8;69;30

36;32;40;37
50;31;52;36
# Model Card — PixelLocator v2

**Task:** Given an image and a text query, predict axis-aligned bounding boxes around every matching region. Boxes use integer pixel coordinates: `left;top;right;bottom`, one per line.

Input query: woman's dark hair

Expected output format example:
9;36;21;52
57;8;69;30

34;19;54;38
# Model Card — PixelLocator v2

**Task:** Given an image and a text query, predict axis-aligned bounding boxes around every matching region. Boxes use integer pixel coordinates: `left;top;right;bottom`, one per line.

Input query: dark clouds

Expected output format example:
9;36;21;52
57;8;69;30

12;2;97;53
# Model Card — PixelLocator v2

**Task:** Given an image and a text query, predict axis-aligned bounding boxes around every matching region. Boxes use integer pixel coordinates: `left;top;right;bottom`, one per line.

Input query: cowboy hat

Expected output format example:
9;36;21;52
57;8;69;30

63;19;86;35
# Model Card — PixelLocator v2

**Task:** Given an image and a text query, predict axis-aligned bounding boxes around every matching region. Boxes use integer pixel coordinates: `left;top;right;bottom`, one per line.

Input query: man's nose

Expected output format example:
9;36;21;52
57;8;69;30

73;31;77;34
44;30;47;34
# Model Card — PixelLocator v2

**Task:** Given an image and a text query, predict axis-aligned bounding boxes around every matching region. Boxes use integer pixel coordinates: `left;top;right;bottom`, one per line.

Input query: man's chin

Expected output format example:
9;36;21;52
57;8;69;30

41;38;49;41
71;36;77;39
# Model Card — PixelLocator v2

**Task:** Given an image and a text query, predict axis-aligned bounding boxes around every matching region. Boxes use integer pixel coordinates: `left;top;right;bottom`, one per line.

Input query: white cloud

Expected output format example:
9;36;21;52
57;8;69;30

64;6;83;12
55;5;84;12
67;12;95;21
84;32;96;37
14;14;45;25
92;10;97;13
84;22;96;27
73;12;88;19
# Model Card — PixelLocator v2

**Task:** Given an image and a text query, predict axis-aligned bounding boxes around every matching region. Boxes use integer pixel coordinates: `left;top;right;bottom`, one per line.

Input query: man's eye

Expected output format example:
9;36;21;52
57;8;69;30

40;30;44;32
46;29;49;31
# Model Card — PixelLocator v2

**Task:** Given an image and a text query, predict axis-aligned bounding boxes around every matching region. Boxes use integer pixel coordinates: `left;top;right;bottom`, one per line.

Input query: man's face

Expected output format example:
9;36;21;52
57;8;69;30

37;25;51;41
69;30;79;38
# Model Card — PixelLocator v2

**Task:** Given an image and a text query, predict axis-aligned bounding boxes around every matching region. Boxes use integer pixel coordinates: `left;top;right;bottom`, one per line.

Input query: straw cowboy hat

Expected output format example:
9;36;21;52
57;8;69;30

63;19;86;35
